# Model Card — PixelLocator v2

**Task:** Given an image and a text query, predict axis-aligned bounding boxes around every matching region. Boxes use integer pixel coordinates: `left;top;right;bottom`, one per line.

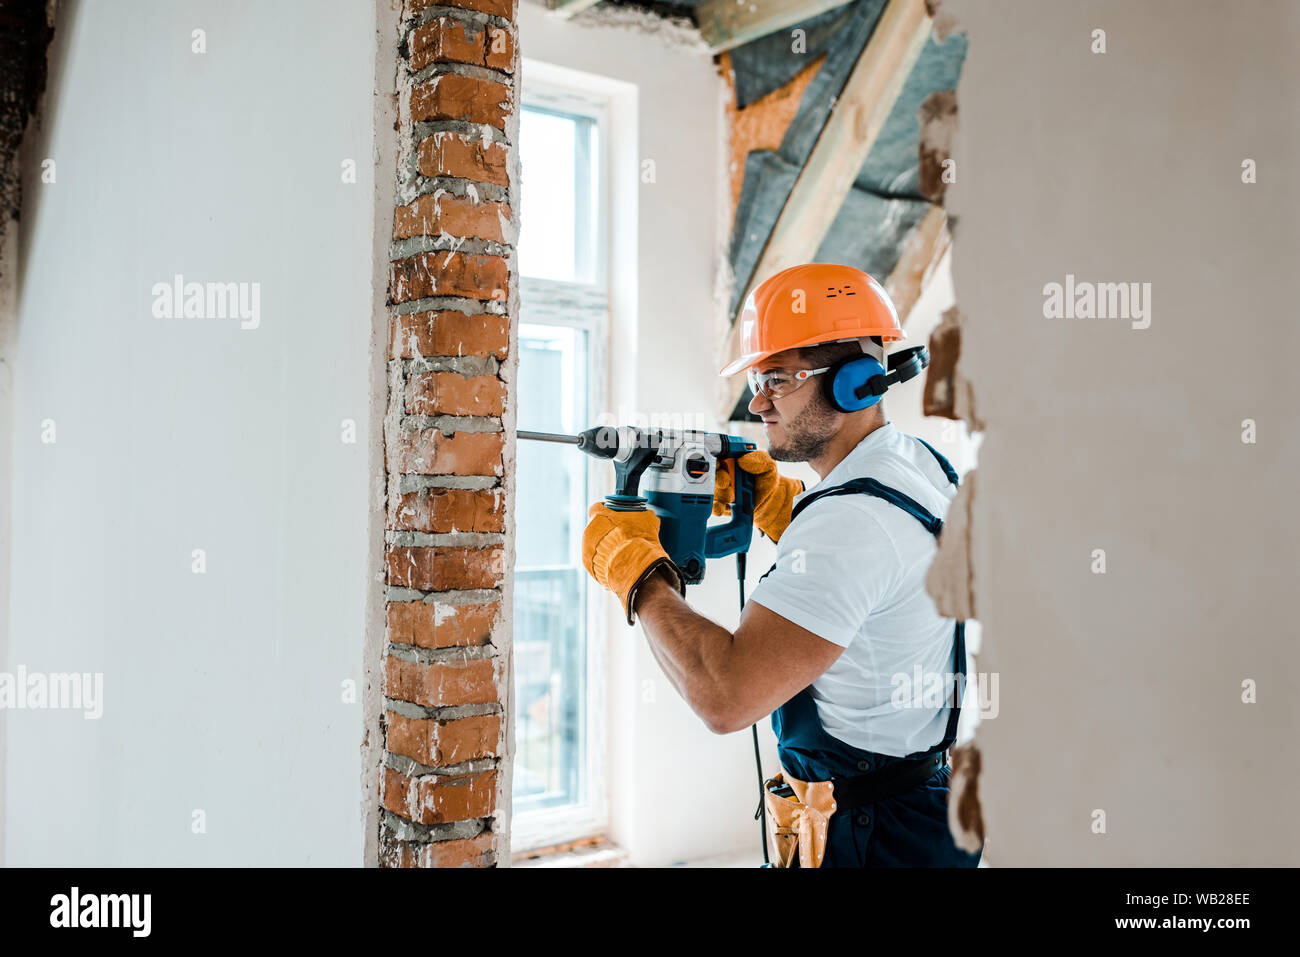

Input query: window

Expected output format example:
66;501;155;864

511;78;611;851
517;108;598;284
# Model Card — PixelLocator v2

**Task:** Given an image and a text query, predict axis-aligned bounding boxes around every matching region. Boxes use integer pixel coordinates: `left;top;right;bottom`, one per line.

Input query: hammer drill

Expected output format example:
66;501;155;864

519;425;758;584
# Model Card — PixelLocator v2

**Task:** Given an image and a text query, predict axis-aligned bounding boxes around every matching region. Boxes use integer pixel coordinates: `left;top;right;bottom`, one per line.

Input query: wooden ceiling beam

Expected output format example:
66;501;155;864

883;204;950;321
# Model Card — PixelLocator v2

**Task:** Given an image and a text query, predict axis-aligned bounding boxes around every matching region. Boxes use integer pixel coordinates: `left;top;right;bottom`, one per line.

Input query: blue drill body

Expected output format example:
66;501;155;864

525;425;758;585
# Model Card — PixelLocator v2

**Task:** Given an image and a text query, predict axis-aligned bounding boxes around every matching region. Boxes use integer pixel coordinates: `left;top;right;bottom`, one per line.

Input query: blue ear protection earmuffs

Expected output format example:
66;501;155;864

822;344;930;412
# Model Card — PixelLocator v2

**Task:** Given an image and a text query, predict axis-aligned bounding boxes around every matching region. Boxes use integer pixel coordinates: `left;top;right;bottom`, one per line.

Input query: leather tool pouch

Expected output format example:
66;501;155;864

762;770;838;868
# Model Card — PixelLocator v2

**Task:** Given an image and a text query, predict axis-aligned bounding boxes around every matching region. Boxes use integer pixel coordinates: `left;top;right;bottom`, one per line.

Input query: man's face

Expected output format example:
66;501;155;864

747;351;839;462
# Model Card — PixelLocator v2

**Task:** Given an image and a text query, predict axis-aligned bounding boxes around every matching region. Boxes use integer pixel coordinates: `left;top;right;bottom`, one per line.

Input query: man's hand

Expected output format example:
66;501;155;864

713;450;804;543
582;502;685;625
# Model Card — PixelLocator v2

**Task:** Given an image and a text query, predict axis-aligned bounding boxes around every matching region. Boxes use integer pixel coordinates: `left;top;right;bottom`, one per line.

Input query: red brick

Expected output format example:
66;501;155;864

484;27;514;72
379;831;494;868
390;252;508;304
388;600;499;649
417;133;508;186
406;371;505;416
428;770;496;822
408;17;485;71
390;191;506;243
386;711;501;766
392;487;505;534
391;310;509;360
385;655;500;707
392;428;504;476
381;766;408;817
383;766;497;825
387;544;504;591
406;18;511;74
394;192;510;243
410;73;511;129
406;0;516;20
418;833;494;867
434;194;509;242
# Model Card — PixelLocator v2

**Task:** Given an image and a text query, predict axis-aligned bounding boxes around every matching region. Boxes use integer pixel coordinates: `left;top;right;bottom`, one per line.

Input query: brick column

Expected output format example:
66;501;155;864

379;0;518;869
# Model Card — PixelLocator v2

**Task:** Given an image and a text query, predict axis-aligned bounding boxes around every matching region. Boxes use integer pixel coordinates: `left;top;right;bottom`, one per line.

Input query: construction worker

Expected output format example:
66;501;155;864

581;262;981;868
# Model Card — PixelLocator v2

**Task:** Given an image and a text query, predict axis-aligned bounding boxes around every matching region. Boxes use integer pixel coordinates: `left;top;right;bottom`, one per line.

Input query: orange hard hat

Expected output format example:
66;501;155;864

718;263;904;377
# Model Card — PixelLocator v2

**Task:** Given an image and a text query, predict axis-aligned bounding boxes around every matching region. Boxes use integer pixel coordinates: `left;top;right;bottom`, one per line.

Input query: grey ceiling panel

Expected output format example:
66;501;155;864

854;31;967;198
725;0;966;329
726;1;861;110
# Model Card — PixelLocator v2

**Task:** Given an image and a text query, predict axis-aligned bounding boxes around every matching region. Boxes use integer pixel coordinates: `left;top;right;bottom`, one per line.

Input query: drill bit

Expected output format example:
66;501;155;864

517;430;580;445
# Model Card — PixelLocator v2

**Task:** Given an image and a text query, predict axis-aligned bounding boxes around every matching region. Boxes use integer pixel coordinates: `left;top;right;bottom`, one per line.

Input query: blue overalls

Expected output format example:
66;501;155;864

764;438;982;868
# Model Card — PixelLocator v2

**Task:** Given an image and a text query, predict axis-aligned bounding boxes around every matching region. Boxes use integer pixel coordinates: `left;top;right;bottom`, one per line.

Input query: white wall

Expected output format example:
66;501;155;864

519;3;968;866
3;0;375;865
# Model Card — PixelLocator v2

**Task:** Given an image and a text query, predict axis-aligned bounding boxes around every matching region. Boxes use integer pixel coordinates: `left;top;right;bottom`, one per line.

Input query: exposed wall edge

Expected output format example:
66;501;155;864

362;0;405;868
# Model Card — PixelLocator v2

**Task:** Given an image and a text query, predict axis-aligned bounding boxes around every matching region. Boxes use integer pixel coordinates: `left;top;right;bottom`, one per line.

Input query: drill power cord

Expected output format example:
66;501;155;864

736;551;771;866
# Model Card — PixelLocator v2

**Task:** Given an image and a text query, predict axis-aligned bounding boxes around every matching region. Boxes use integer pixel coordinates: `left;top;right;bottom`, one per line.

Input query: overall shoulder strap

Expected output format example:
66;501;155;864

913;436;960;487
790;477;944;536
786;475;966;759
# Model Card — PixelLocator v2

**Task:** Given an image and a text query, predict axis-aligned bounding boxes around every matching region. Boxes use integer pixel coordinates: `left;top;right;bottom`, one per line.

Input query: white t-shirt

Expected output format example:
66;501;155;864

748;421;960;757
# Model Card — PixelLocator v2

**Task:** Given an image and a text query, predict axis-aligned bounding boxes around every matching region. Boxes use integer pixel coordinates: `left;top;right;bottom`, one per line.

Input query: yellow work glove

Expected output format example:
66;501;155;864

712;451;804;544
583;503;687;626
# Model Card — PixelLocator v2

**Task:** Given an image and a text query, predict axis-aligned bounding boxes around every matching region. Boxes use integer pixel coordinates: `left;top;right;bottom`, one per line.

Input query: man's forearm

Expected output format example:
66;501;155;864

631;569;737;732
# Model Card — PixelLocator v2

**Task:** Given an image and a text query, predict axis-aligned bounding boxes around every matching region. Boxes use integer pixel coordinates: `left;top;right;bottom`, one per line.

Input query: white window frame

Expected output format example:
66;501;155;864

510;65;616;854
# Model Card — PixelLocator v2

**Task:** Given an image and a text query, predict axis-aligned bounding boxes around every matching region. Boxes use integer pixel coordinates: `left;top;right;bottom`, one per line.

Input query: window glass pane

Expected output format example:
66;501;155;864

518;107;597;283
512;323;589;815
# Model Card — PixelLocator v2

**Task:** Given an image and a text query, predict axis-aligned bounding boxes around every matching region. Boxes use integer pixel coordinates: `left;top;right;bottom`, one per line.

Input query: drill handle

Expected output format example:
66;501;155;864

705;441;757;559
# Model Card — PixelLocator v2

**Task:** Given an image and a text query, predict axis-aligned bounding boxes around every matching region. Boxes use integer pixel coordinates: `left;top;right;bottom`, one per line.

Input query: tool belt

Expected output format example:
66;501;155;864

762;751;946;868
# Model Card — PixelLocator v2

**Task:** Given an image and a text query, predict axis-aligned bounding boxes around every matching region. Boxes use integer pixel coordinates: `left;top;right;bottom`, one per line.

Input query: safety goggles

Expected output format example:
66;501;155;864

747;366;831;400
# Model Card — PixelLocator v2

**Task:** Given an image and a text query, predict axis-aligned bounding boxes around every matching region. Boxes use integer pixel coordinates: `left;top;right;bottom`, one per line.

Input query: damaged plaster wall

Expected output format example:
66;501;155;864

568;1;709;52
941;0;1300;864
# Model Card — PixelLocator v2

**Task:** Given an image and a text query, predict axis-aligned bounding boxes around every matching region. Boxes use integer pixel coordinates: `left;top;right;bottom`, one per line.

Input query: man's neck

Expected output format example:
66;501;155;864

808;415;887;480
